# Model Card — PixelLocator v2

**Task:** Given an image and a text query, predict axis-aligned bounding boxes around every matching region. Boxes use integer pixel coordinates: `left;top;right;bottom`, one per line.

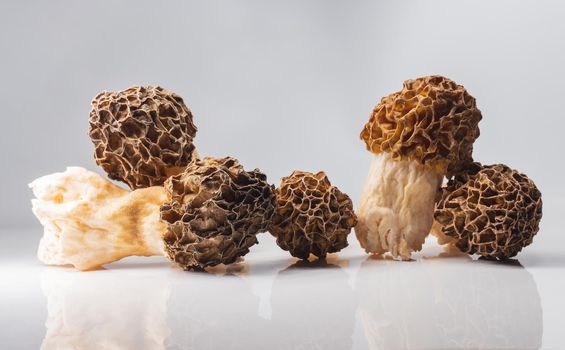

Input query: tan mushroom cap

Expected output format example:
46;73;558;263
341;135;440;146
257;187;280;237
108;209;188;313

269;171;357;260
360;75;482;175
435;163;543;259
159;156;276;270
89;85;197;189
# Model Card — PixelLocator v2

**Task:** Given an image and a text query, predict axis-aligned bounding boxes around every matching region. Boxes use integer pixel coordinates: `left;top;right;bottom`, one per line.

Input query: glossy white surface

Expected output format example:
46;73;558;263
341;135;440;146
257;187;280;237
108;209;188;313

1;229;564;350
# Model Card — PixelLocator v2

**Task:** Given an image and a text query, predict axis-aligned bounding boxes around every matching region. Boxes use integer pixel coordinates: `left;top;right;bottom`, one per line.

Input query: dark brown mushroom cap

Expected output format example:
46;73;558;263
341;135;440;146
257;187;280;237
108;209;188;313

268;171;357;260
435;163;542;259
88;85;197;189
159;157;276;270
360;75;482;176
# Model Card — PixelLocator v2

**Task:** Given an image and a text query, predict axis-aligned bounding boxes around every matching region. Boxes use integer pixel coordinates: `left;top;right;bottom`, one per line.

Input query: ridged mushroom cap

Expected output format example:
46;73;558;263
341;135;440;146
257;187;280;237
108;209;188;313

269;171;357;259
435;163;542;259
160;157;276;270
360;75;482;175
89;85;197;189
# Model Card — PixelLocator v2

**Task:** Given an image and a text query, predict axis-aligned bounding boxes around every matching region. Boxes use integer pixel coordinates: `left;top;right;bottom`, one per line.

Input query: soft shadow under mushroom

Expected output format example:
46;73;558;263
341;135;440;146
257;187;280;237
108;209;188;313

165;272;265;349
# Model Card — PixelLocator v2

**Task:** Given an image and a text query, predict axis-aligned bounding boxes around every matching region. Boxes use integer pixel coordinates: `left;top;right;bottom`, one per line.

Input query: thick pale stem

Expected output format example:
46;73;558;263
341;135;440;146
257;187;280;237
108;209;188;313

355;153;443;259
30;167;168;270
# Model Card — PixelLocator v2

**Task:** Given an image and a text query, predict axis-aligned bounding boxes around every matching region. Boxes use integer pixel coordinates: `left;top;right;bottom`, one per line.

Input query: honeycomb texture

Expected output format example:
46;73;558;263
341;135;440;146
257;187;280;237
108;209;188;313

89;85;197;189
269;171;357;259
160;157;276;270
360;75;482;176
435;163;543;259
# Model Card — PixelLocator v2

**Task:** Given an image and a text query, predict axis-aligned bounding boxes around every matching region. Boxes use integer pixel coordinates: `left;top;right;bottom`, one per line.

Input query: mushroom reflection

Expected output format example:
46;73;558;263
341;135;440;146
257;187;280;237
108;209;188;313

356;253;542;349
40;266;171;350
266;258;357;349
165;268;266;349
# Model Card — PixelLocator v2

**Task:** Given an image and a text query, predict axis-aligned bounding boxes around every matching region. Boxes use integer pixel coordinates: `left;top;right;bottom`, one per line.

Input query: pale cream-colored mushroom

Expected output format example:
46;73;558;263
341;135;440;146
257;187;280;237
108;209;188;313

30;167;167;270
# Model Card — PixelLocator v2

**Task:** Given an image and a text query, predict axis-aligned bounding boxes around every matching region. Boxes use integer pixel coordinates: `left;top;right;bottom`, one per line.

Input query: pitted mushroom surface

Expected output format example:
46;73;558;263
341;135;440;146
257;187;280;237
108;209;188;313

269;171;357;259
160;157;276;270
89;85;198;189
435;163;542;259
360;75;481;176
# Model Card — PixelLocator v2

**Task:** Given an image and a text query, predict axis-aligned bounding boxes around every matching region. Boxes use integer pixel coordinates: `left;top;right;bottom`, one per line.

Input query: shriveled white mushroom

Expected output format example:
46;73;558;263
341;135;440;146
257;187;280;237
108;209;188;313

30;167;167;270
356;155;443;258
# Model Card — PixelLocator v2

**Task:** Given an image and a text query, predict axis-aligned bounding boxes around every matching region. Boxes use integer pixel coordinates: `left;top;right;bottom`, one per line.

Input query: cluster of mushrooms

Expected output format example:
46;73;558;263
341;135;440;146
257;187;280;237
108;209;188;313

356;75;542;260
30;76;542;271
30;86;357;270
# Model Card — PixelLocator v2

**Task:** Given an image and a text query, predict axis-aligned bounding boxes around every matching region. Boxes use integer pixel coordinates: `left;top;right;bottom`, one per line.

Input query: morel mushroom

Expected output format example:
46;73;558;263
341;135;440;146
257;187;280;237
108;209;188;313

435;163;542;259
89;85;198;189
30;157;275;271
268;171;357;259
160;157;276;270
356;76;482;259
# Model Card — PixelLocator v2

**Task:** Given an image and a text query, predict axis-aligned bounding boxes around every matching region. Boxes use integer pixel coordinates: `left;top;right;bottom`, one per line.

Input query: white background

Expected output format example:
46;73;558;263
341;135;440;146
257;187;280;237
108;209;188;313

1;0;563;231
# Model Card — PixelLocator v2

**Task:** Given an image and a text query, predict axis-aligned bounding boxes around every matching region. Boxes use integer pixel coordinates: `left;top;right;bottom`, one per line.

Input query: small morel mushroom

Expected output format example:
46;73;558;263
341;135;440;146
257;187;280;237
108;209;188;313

356;76;482;259
435;163;542;259
29;157;275;271
268;171;357;260
89;85;198;189
160;157;276;270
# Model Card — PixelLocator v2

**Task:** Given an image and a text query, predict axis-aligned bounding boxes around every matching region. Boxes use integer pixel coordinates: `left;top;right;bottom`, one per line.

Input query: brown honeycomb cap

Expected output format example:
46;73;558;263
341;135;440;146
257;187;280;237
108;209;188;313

360;75;482;175
269;171;357;260
159;156;276;270
89;85;197;189
435;163;542;259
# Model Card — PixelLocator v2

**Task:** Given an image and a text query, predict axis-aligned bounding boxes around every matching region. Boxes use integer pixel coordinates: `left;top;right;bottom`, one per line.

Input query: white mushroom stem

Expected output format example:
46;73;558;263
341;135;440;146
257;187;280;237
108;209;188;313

355;153;443;259
30;167;167;270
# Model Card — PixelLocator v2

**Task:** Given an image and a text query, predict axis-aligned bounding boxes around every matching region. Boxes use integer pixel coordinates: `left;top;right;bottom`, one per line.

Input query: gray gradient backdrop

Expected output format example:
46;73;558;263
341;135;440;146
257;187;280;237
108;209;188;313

1;1;563;245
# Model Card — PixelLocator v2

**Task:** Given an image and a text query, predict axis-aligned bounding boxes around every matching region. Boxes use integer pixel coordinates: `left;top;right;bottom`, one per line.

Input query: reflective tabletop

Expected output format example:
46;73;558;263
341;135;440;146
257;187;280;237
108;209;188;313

1;229;564;350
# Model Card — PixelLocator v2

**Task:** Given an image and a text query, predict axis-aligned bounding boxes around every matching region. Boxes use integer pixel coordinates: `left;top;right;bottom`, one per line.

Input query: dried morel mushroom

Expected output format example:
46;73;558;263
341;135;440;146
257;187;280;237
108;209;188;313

30;158;275;270
89;85;197;189
160;157;276;270
435;163;542;259
356;75;482;259
269;171;357;260
30;158;276;271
